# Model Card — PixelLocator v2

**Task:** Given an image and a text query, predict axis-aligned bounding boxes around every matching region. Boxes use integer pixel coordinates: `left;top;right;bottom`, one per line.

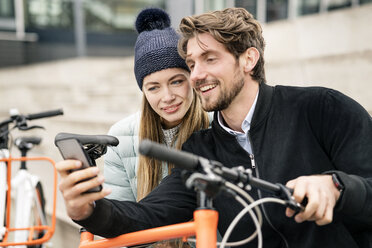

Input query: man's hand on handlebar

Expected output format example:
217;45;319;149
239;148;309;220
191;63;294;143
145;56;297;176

56;160;111;221
285;175;341;226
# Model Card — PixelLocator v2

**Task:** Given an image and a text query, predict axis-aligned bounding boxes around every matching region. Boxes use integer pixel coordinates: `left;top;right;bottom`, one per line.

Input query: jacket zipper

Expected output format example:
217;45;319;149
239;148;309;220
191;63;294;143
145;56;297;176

249;154;256;169
248;132;255;169
248;131;290;248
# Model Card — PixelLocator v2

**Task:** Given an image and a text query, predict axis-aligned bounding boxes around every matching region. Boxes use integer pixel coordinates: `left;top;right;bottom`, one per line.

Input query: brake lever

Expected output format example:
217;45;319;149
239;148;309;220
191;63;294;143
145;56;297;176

276;184;305;212
19;125;45;131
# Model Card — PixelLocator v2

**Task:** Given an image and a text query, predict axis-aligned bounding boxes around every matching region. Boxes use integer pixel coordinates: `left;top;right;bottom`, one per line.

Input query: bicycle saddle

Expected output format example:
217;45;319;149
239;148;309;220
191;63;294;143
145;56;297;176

54;132;119;146
54;132;119;160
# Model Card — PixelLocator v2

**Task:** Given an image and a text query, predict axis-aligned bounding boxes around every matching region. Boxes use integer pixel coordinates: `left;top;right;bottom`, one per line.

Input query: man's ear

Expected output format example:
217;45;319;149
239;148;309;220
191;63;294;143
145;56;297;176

240;47;260;73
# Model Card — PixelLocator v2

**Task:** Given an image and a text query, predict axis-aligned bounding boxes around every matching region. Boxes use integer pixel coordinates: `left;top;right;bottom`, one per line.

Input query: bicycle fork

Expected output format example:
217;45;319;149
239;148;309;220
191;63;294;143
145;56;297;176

0;149;9;241
11;169;46;248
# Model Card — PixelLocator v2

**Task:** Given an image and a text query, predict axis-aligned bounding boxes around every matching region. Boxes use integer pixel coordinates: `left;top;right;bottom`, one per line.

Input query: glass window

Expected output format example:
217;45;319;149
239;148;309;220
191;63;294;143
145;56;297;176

194;0;230;13
267;0;288;22
235;0;257;18
84;0;165;33
0;0;14;18
327;0;352;11
298;0;320;16
25;0;166;32
25;0;74;29
204;0;226;11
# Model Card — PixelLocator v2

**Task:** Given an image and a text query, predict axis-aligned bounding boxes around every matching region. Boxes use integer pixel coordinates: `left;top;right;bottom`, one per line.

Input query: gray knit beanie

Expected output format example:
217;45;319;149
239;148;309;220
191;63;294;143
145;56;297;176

134;8;189;90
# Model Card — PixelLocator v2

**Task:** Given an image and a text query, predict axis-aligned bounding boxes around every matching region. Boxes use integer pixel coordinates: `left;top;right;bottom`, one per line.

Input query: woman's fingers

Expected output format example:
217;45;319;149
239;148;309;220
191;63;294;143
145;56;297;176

56;159;82;177
55;159;111;220
62;173;103;199
58;162;99;192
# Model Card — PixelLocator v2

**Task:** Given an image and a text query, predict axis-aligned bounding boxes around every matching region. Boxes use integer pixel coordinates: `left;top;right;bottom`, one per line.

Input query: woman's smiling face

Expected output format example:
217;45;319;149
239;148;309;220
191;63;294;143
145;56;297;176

142;67;193;129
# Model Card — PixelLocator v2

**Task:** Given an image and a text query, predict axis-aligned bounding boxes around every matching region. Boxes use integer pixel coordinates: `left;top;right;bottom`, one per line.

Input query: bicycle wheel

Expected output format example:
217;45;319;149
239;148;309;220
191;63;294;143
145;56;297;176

27;182;46;248
0;190;7;242
0;161;8;242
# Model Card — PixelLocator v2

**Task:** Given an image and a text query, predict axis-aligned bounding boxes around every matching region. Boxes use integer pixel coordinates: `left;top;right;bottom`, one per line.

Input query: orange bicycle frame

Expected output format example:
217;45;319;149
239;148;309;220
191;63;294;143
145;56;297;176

79;208;218;248
0;156;57;247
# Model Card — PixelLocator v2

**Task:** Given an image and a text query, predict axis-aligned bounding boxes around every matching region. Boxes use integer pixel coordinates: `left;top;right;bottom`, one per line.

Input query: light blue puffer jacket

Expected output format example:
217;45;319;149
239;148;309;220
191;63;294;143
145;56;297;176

103;111;213;201
103;112;141;201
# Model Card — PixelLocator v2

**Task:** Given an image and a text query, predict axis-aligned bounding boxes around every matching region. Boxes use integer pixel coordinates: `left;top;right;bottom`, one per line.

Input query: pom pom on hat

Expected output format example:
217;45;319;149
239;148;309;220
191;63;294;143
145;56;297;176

135;8;171;33
134;8;189;90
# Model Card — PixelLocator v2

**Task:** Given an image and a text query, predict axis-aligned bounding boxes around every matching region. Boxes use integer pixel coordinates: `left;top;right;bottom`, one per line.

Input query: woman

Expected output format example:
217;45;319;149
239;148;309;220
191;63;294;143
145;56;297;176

56;8;210;248
103;8;210;204
103;8;210;247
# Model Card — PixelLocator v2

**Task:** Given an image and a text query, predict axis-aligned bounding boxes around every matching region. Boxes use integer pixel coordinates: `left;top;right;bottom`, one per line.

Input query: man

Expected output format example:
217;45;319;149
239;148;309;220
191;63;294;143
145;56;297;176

57;8;372;248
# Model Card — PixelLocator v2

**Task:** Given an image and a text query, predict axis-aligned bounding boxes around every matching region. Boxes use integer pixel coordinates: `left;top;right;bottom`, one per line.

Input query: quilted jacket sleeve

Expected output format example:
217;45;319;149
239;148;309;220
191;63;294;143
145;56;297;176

103;112;141;202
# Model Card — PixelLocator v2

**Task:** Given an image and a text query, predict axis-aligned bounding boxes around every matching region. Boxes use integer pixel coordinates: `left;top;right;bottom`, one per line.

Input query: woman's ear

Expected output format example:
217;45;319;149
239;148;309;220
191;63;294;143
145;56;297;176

240;47;260;73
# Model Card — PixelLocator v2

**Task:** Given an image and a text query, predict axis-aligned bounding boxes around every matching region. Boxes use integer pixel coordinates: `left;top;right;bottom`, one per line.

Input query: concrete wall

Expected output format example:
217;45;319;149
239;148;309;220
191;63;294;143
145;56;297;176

0;3;371;248
264;3;372;113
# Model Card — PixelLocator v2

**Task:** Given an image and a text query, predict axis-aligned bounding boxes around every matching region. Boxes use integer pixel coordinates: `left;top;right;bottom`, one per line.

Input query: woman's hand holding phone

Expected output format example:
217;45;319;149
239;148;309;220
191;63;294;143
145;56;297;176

55;159;111;221
55;138;103;193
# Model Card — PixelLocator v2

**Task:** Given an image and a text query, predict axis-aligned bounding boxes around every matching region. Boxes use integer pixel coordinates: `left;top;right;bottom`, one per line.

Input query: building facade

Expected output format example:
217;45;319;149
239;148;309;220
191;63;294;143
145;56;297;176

1;0;371;67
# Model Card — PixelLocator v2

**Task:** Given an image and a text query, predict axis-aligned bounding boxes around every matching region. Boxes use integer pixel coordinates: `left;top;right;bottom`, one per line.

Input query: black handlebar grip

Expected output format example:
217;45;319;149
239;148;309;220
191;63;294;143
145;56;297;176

139;139;200;170
26;109;64;120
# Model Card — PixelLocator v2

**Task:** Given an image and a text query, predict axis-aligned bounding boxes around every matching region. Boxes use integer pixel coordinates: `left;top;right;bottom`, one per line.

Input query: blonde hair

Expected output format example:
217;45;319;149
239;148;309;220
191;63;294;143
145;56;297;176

137;90;209;201
178;7;266;84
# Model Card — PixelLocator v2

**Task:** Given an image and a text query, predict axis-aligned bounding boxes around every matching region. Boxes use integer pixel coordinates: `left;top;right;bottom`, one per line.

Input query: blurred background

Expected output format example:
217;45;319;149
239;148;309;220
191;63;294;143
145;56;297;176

0;0;371;247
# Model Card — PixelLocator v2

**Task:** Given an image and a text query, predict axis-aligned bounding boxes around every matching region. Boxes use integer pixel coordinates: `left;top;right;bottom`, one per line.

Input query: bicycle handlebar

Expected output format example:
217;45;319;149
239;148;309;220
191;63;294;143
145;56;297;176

139;139;305;211
139;139;200;170
26;109;64;120
0;109;64;129
139;139;250;183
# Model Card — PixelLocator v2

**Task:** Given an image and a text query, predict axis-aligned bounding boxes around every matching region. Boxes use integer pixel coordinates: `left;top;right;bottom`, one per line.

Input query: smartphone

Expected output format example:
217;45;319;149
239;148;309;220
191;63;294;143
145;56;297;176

55;138;102;193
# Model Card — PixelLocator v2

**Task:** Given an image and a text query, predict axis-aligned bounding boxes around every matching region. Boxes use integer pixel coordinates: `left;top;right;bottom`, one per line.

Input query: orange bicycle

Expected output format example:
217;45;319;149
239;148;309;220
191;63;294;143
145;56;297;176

54;135;303;248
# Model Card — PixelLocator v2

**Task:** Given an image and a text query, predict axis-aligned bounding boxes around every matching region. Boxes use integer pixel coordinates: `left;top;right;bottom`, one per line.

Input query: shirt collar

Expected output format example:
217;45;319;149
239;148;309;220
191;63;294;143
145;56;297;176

217;90;259;135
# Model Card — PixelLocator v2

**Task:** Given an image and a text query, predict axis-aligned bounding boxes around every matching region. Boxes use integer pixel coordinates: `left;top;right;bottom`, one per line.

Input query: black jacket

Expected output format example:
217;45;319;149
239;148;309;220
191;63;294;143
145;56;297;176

77;84;372;247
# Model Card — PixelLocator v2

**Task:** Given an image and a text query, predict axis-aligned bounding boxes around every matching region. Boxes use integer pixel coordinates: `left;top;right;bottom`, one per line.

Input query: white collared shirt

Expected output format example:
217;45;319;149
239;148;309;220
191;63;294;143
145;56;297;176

217;91;259;154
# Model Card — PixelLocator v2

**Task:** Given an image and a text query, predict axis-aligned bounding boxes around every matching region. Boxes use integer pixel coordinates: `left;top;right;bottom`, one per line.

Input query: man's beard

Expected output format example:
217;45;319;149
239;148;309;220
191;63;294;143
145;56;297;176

199;71;245;112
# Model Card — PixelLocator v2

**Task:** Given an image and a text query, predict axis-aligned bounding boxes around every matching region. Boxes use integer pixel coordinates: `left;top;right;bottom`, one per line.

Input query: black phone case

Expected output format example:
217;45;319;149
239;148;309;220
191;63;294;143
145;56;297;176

55;138;102;193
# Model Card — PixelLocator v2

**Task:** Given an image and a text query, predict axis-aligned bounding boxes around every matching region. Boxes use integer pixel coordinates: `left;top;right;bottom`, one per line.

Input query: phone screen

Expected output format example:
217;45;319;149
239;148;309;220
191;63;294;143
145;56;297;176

56;138;102;193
